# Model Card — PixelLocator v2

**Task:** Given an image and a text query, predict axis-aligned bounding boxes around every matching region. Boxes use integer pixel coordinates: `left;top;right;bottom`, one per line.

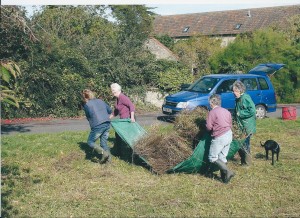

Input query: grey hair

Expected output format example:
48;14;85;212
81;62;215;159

233;80;246;93
209;94;221;107
110;83;121;92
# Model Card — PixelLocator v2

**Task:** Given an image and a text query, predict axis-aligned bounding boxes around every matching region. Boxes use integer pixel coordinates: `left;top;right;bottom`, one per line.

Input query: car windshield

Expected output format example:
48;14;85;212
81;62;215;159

187;77;220;93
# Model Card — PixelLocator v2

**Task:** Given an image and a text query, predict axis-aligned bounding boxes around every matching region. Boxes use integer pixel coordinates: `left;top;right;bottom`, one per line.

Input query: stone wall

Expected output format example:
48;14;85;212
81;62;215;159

144;90;167;108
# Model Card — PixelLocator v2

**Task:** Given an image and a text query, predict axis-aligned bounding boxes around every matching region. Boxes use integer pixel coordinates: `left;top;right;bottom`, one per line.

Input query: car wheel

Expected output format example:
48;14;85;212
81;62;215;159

256;105;266;119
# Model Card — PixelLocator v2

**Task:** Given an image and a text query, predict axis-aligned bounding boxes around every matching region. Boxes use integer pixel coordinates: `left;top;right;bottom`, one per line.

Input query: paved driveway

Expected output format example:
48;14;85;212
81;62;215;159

1;105;299;135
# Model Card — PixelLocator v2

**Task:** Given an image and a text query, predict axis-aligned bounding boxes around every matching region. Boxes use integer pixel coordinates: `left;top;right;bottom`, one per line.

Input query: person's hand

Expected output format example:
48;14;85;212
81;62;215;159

109;114;114;119
131;117;135;123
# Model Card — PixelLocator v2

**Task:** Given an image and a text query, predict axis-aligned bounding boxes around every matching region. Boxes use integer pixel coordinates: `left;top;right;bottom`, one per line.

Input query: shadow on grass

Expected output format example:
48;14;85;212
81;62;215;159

78;136;151;171
1;164;20;217
255;153;266;159
1;124;31;135
77;142;99;162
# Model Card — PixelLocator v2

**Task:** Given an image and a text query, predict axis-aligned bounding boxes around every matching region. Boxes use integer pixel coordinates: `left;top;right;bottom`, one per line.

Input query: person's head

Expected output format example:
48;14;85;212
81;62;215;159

82;89;95;101
209;94;221;109
232;81;246;98
111;83;122;97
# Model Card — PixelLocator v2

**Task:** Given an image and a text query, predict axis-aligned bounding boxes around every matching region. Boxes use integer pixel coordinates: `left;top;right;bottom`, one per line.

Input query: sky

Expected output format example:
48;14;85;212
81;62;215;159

2;0;300;15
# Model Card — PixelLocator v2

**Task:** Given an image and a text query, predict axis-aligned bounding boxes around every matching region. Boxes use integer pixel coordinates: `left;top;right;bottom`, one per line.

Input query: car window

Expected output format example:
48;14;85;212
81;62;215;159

216;79;236;93
241;78;258;91
258;78;269;90
189;77;220;93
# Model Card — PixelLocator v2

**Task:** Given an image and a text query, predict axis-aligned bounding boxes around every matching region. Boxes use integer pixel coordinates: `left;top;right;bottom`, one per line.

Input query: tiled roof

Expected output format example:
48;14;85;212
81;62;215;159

153;5;300;38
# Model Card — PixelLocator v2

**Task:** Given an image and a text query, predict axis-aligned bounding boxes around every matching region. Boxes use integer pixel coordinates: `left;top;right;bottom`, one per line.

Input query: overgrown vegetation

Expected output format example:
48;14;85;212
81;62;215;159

2;118;300;217
1;5;299;119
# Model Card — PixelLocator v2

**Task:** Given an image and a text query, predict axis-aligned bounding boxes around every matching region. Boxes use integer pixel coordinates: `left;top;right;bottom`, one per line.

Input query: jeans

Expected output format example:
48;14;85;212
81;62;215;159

208;130;233;163
87;122;110;152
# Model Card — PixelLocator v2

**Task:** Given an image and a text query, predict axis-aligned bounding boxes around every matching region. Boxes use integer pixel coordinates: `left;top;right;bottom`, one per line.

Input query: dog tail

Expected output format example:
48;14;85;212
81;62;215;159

260;141;264;147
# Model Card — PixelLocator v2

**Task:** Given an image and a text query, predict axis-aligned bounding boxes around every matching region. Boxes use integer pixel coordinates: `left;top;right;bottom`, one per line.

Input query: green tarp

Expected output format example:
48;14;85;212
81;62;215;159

111;119;243;174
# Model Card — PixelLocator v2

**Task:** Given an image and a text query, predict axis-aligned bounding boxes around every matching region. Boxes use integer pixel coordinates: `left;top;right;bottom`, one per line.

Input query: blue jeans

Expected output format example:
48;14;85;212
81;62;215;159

208;130;233;163
87;122;110;152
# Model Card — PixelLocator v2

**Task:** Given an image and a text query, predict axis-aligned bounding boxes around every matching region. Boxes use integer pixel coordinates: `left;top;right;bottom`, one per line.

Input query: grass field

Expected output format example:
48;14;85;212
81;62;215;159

2;118;300;217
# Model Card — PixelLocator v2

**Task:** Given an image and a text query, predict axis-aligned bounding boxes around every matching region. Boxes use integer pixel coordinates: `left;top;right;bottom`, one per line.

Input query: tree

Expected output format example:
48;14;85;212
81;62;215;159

209;27;300;103
0;60;21;107
173;35;222;76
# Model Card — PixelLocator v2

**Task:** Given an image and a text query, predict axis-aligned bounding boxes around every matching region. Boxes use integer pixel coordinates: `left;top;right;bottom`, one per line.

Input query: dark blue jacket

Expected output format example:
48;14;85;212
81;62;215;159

83;98;112;129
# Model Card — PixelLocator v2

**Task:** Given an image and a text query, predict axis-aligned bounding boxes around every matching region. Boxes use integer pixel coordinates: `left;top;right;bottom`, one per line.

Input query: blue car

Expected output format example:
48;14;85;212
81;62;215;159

162;63;285;119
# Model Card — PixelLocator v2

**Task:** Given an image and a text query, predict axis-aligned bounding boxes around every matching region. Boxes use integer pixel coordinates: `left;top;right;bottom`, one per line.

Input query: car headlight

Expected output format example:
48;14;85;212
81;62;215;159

176;102;188;108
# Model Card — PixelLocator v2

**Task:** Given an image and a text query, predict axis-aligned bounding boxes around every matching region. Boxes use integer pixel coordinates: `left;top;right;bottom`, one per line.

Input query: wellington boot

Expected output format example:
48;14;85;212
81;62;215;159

93;146;104;155
99;150;110;164
244;153;251;166
103;150;112;164
205;163;215;179
238;148;246;165
214;159;235;184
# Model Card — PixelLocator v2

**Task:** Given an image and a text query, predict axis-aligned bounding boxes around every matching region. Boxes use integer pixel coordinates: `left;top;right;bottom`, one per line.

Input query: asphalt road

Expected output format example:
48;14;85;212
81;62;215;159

1;105;299;136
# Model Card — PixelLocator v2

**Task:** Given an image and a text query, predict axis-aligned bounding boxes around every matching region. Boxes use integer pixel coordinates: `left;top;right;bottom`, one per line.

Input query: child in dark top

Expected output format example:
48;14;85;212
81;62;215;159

82;89;112;164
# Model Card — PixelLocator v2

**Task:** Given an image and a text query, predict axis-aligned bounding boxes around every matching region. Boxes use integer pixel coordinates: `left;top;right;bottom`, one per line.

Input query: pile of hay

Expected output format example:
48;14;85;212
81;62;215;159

173;107;208;148
134;125;193;174
134;107;244;174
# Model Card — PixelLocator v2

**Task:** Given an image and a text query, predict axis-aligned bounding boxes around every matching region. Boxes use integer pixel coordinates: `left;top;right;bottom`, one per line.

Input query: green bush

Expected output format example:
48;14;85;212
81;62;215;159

157;68;194;93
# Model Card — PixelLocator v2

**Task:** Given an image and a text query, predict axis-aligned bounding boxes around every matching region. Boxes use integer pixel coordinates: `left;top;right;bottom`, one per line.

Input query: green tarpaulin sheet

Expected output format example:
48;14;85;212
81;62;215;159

111;119;243;174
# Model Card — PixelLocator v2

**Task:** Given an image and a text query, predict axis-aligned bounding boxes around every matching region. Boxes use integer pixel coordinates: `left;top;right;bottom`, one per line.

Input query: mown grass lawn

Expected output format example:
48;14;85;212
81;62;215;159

2;118;300;217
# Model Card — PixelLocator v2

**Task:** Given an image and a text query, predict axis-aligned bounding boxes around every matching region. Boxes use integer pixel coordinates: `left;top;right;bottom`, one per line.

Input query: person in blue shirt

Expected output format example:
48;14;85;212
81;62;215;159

82;89;112;164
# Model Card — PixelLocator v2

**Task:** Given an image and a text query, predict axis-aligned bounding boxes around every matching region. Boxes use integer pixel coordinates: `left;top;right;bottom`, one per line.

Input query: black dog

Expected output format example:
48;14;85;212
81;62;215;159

260;140;280;165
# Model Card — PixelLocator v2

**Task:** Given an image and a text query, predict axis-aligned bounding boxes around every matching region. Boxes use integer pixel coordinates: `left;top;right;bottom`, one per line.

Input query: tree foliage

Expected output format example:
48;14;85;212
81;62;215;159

0;60;21;108
173;35;223;76
209;26;300;103
1;5;158;118
1;5;299;119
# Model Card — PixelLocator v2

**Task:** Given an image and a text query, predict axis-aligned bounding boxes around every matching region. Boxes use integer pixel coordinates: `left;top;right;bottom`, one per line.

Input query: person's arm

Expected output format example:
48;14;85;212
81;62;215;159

105;102;113;119
206;111;213;131
130;111;135;123
83;103;90;120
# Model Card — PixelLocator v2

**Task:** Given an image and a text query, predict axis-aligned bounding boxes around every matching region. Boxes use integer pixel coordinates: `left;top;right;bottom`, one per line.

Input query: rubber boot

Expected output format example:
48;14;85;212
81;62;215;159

214;159;235;184
94;146;109;164
104;150;112;164
238;148;249;166
220;163;226;181
244;152;251;166
205;162;215;178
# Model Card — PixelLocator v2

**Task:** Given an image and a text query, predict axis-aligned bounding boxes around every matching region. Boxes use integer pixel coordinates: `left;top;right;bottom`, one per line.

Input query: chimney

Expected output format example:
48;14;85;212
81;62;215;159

247;10;251;17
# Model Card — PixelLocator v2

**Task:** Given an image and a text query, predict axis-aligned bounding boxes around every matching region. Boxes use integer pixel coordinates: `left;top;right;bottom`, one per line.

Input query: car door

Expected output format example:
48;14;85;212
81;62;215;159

215;79;237;110
240;77;261;105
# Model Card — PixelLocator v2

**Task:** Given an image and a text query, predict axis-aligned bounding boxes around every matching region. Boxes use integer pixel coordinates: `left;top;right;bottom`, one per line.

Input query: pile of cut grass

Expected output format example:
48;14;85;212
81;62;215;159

2;118;300;217
134;125;193;174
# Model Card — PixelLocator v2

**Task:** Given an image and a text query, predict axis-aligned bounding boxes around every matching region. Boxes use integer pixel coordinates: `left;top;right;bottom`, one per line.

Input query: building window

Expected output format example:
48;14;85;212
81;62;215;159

235;24;242;29
182;26;190;33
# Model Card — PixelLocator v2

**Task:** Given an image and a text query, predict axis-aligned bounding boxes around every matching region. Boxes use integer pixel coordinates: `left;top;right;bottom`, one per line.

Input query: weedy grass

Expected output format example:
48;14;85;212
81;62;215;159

1;118;300;217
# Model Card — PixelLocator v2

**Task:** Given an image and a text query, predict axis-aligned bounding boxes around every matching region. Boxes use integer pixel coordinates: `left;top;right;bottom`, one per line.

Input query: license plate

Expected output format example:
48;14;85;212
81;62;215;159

163;107;172;113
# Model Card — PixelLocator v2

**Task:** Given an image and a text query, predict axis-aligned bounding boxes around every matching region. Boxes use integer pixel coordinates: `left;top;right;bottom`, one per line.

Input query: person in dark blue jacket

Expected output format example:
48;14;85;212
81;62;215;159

82;89;112;164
